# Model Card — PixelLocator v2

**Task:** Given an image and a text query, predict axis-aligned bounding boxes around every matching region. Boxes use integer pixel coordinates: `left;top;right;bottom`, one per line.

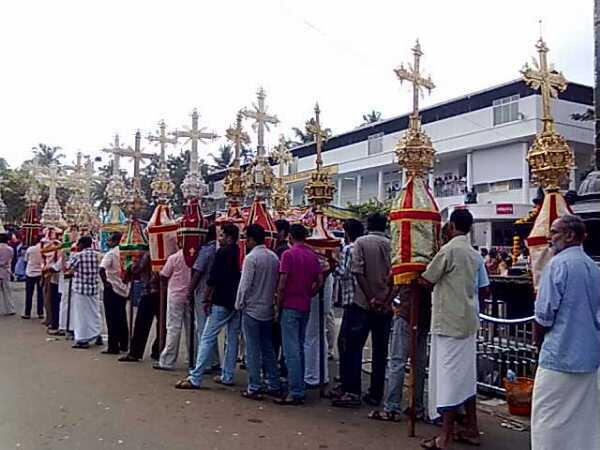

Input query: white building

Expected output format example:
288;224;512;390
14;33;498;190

207;79;594;246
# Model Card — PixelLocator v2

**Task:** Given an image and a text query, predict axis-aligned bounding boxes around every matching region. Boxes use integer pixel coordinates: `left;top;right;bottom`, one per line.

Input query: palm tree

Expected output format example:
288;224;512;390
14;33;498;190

31;143;65;166
211;145;233;170
290;118;333;146
360;110;382;126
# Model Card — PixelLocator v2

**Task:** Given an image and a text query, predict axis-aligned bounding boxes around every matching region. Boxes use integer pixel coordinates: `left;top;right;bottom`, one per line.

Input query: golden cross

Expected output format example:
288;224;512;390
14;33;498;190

225;110;250;169
394;40;435;120
306;103;328;171
521;37;567;133
271;134;293;178
241;87;279;157
147;120;178;166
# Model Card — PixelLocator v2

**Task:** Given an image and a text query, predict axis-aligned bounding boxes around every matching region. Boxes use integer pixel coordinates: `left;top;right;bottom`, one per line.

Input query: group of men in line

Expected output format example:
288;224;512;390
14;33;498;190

4;209;598;449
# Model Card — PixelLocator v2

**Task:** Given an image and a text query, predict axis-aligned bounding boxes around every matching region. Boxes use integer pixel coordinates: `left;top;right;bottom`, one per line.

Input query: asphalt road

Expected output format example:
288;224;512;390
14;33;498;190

0;283;530;450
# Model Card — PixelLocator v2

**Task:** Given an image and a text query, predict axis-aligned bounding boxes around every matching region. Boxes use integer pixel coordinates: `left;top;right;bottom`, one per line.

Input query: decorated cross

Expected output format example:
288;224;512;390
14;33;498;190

148;120;177;203
394;40;435;119
521;37;567;133
242;87;279;157
148;120;178;166
225;110;250;169
306;103;328;171
271;134;293;179
101;134;131;177
172;109;218;176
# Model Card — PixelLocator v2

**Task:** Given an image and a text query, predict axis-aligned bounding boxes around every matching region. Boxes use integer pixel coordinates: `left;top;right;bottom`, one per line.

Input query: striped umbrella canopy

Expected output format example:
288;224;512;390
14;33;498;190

20;204;42;247
390;176;441;285
119;218;149;272
147;203;178;272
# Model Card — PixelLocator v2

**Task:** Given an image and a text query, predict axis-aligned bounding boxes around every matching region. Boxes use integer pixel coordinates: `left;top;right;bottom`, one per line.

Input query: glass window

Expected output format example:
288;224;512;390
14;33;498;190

367;132;384;155
288;157;298;175
492;94;520;126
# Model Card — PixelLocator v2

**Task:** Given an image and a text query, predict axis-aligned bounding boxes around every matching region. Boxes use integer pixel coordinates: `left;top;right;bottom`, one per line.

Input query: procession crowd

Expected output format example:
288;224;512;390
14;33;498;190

0;211;598;449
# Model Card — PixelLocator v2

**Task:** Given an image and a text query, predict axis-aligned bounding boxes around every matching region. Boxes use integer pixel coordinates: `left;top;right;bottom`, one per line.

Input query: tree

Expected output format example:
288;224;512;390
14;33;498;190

211;145;233;170
31;144;65;166
290;118;333;146
571;109;594;121
359;110;382;126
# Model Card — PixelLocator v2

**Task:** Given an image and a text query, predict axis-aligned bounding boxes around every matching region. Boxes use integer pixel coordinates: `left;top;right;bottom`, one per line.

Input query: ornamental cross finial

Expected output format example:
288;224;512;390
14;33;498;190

394;39;435;120
172;109;219;176
271;135;293;178
148;120;178;167
101;134;131;177
242;87;279;157
306;103;328;171
521;37;567;133
225;110;250;169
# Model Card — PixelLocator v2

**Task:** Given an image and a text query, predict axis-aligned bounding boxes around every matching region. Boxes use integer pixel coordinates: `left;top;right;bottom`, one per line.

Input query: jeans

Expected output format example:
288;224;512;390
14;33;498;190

339;303;392;400
188;305;240;386
194;291;220;367
383;316;428;414
242;313;281;393
103;286;129;353
280;308;309;399
24;275;43;316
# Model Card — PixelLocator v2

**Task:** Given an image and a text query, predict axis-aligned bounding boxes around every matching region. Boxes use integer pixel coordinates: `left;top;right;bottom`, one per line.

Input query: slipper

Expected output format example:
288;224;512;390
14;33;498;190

368;410;402;422
241;390;264;401
152;363;173;371
420;437;444;449
118;355;140;362
331;392;361;408
274;396;304;406
175;379;201;390
213;376;234;386
454;431;481;446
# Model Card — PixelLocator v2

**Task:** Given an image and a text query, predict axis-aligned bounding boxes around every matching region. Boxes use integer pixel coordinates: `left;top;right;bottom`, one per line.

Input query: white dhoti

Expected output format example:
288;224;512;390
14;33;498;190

304;275;332;385
531;367;600;450
72;292;102;343
58;277;75;331
0;280;14;315
428;333;477;420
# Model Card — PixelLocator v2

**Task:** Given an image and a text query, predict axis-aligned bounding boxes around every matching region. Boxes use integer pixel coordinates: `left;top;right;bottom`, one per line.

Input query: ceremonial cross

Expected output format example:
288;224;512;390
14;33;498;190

521;37;567;133
39;163;64;199
101;134;130;177
147;120;178;166
130;130;155;185
394;40;435;119
225;111;250;169
306;103;328;171
271;134;293;178
172;109;219;175
242;87;279;157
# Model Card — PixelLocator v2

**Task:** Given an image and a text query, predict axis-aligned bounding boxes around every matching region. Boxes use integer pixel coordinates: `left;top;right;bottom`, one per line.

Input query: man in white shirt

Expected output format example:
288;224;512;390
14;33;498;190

22;237;44;319
99;232;130;354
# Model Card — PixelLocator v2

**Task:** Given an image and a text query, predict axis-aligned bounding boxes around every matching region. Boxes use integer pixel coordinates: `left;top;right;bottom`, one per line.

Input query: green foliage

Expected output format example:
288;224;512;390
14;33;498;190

290;118;333;146
360;110;382;126
346;198;391;220
31;143;65;166
211;145;233;169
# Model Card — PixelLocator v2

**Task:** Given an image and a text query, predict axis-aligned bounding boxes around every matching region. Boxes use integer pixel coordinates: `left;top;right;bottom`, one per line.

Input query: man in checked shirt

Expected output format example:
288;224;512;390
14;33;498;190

67;235;103;349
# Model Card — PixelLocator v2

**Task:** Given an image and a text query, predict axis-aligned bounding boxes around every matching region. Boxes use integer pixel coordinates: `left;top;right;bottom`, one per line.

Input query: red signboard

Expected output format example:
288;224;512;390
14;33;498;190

496;203;514;215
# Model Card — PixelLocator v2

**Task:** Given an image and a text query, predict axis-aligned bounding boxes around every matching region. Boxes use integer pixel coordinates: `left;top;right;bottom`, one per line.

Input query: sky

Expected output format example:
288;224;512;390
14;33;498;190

0;0;593;172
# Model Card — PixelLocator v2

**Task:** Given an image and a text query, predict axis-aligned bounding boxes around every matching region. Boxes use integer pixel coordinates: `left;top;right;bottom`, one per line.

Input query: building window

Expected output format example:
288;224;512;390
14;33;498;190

493;94;520;126
367;132;384;155
474;178;523;194
288;157;298;175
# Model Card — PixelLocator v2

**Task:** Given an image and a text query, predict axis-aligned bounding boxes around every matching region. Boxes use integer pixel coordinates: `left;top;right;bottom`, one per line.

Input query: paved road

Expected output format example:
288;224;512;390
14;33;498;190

0;284;530;450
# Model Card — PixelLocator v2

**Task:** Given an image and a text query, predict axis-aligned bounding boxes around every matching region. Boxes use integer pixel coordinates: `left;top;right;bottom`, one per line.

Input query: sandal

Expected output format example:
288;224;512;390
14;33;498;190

420;437;444;449
273;395;305;406
331;392;361;408
454;431;481;446
175;379;201;390
241;390;264;401
368;410;401;422
213;376;234;386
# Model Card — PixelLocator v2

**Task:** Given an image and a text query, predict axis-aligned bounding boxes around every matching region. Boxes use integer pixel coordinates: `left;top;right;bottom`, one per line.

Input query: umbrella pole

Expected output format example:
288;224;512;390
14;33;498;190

158;278;167;352
408;281;420;438
319;285;326;398
189;296;195;370
66;277;73;339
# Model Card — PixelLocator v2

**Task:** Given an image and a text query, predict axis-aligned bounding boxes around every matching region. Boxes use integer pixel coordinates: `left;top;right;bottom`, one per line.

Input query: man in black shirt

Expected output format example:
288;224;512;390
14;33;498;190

175;224;242;389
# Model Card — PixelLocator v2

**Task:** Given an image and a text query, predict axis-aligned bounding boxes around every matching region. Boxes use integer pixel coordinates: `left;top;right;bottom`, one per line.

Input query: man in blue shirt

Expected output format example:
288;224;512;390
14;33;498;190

531;215;600;450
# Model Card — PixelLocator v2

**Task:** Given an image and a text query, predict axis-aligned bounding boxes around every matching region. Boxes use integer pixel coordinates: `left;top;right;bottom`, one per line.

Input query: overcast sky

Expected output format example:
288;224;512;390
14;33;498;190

0;0;593;172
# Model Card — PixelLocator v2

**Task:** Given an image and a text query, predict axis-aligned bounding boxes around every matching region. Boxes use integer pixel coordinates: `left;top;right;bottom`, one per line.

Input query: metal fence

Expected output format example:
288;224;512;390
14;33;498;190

477;301;538;395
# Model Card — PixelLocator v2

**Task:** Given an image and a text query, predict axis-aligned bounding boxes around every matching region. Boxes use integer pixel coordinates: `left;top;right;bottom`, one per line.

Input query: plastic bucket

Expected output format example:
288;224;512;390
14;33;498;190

503;377;534;416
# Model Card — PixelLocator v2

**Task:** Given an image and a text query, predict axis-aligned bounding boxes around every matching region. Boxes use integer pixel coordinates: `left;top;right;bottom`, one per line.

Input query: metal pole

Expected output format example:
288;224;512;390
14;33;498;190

318;285;326;398
158;278;167;352
66;277;73;339
128;285;134;346
408;282;420;438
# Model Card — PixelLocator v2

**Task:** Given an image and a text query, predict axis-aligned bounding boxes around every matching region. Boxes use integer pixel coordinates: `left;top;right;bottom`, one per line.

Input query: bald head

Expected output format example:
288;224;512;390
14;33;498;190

550;215;586;253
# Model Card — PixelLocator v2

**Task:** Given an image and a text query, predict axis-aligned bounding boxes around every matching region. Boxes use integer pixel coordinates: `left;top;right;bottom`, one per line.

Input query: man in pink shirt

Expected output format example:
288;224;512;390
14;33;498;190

274;224;323;405
154;235;192;370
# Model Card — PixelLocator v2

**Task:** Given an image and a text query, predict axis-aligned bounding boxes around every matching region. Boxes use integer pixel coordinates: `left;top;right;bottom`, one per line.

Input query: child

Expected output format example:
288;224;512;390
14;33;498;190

153;235;192;370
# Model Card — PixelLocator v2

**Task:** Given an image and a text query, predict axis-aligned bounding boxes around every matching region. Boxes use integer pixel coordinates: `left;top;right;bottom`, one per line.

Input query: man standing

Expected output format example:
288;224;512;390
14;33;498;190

236;224;282;400
22;236;44;319
67;235;103;349
0;233;15;316
333;213;392;408
274;224;322;405
187;225;220;372
99;232;130;355
119;250;160;362
154;234;192;370
419;209;485;449
175;224;241;389
274;219;291;258
531;215;600;450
